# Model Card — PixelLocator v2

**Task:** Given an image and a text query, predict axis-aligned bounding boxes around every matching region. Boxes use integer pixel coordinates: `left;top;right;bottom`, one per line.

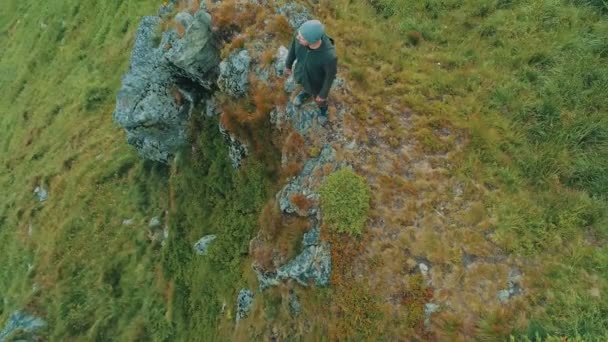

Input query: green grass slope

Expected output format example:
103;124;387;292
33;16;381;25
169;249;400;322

0;1;279;340
1;0;607;340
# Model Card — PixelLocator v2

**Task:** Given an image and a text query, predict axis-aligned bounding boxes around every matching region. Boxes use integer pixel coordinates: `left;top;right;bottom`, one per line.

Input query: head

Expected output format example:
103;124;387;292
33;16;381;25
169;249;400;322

297;20;325;47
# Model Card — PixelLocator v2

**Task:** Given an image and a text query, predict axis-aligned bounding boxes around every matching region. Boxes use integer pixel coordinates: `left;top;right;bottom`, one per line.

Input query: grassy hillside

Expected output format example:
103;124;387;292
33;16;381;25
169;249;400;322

0;1;278;340
1;0;607;340
320;0;608;338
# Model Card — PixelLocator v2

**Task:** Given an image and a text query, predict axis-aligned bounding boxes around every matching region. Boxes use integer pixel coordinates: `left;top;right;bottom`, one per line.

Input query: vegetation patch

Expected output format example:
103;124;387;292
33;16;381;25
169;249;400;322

319;168;371;236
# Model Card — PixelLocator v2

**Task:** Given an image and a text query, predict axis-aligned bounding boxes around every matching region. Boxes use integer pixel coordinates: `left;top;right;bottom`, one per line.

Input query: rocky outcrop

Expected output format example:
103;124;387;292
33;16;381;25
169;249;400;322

219;122;249;169
276;2;312;29
0;311;46;341
497;268;524;303
33;185;48;202
236;288;254;322
276;144;337;216
254;219;331;290
193;234;217;256
217;49;251;97
113;7;219;163
165;11;219;89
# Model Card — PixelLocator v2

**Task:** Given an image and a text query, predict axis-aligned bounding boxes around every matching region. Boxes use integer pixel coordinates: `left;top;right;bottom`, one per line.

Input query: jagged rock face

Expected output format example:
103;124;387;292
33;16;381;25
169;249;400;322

165;11;219;89
276;2;312;29
113;9;220;163
219;122;248;169
277;144;337;216
0;311;46;341
217;49;251;97
255;220;331;290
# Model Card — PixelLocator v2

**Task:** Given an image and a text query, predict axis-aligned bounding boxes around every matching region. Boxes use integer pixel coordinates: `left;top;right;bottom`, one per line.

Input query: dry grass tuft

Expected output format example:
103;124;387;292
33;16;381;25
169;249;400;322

290;193;313;213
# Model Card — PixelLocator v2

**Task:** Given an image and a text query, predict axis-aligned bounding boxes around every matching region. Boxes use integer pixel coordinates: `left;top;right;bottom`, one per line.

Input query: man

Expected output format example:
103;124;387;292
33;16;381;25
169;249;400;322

284;20;338;124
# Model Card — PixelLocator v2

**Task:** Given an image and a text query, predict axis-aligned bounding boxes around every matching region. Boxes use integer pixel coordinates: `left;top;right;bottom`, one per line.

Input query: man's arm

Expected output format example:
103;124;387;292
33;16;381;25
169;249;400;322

318;56;338;99
285;36;297;70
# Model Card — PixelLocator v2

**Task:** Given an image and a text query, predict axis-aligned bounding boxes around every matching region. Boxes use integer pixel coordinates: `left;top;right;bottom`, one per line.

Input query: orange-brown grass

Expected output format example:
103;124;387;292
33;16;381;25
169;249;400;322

251;200;311;270
282;131;305;158
267;15;293;41
279;161;303;180
226;34;246;53
258;200;282;240
260;49;275;67
290;193;312;213
208;0;260;31
275;216;310;261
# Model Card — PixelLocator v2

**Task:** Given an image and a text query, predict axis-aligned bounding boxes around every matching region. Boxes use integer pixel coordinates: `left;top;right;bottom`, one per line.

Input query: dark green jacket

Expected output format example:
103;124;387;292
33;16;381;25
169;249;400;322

286;34;338;99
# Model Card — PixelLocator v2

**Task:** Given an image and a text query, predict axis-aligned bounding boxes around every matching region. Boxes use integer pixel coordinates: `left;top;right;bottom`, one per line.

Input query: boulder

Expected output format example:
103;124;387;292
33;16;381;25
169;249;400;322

113;8;220;164
165;10;220;89
0;311;46;341
193;234;217;255
33;185;48;202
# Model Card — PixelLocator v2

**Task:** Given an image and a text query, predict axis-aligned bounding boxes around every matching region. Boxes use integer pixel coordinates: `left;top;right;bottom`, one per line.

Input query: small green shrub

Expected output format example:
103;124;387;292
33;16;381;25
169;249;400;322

319;168;371;236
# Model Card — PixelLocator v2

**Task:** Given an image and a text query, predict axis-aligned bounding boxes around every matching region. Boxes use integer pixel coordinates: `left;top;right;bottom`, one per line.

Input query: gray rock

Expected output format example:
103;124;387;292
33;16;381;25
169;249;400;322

157;2;175;19
204;97;221;117
33;185;48;202
255;213;331;290
113;17;194;163
302;221;320;247
255;242;331;290
497;289;510;302
274;46;289;76
236;289;254;322
164;10;219;89
122;218;135;226
217;49;251;97
497;267;524;303
219;122;249;168
284;76;297;94
162;227;169;246
0;311;46;341
289;290;301;316
149;216;162;228
424;303;439;328
270;106;287;128
193;234;217;255
276;144;337;216
174;12;194;29
419;263;429;277
276;2;312;29
113;9;220;164
287;101;320;134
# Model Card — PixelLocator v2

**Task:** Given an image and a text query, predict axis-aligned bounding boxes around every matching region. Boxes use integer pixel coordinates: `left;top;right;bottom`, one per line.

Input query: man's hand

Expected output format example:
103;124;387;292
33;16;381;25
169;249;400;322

315;96;326;106
284;68;292;76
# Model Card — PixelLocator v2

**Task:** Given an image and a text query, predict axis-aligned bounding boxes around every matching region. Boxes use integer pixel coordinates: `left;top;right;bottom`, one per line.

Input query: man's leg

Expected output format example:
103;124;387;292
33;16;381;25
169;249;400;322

294;91;312;106
317;102;328;125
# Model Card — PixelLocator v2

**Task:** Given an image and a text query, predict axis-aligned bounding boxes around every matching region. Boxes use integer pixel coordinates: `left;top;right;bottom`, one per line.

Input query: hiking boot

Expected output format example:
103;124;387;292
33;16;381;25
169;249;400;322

317;105;328;125
293;91;312;106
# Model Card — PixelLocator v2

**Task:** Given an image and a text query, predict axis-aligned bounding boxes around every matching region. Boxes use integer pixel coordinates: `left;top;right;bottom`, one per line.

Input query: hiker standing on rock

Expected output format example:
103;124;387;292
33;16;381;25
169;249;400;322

284;20;338;124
